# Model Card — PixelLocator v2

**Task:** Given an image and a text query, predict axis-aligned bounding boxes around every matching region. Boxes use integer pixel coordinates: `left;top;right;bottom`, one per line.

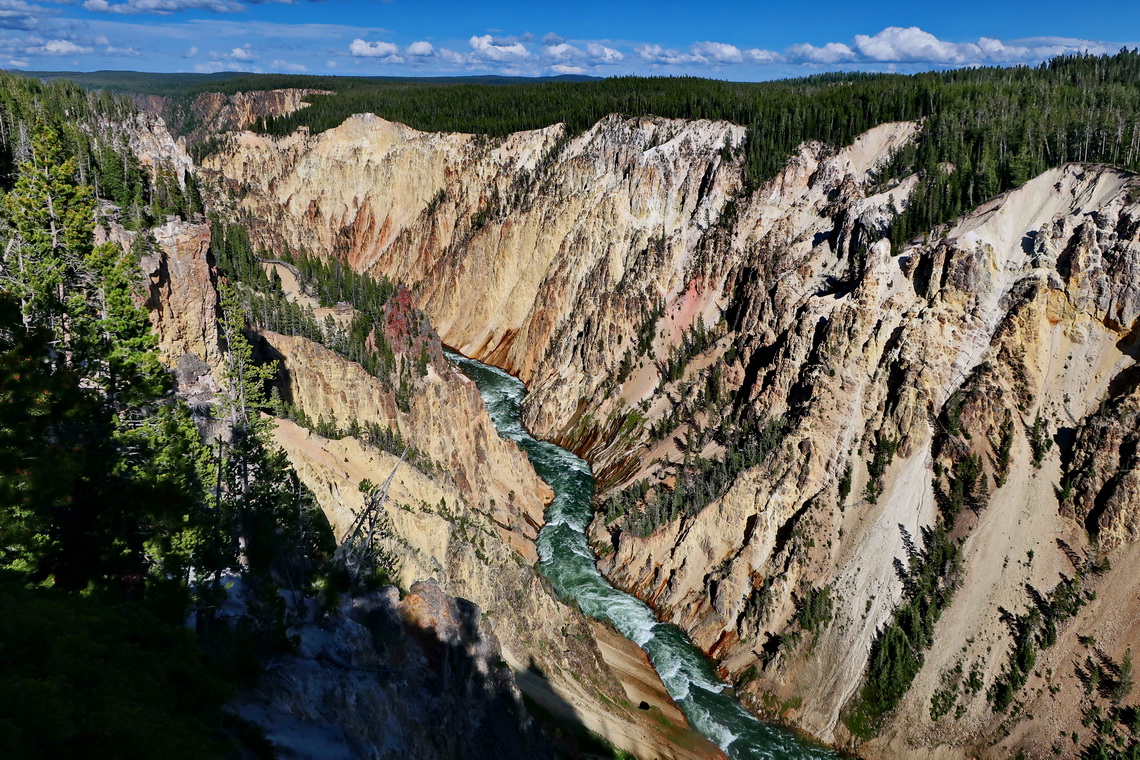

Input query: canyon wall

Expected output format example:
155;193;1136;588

197;101;1140;758
136;214;720;759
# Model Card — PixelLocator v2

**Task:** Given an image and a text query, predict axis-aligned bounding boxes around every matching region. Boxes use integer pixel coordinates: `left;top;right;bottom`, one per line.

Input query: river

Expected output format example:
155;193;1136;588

447;351;839;760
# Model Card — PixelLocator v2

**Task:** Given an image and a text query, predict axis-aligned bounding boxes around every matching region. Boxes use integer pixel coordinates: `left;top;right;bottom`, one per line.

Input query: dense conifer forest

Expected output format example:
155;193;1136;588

25;52;1140;242
0;72;347;758
235;52;1140;214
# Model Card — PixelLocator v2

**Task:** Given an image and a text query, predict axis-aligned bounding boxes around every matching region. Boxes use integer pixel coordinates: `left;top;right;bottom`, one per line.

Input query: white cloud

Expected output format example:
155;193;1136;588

325;60;336;68
439;47;466;64
83;0;243;14
7;58;28;67
94;34;109;44
637;43;701;65
104;44;140;56
270;58;306;71
827;27;1116;67
786;41;857;63
405;40;433;56
853;27;979;63
228;44;255;60
585;42;623;63
541;32;564;46
185;45;197;57
551;63;584;75
37;39;92;55
469;34;529;60
745;48;784;63
543;42;581;59
349;38;400;59
692;41;743;63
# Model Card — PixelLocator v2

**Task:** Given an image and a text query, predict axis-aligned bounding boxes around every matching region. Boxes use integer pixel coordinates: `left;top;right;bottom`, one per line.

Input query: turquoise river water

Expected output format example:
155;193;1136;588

448;351;839;760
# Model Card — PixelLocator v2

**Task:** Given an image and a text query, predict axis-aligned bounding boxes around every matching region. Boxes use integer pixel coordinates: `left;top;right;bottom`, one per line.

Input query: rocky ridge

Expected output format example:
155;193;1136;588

133;208;720;759
233;579;551;760
200;104;1140;759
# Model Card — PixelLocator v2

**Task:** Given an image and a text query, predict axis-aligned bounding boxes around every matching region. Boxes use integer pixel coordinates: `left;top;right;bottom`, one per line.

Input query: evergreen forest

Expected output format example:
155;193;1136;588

0;72;343;758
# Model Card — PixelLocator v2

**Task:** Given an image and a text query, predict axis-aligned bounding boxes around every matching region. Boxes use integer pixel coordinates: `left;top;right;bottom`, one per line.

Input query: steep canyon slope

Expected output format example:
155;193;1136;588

199;102;1140;759
135;203;720;758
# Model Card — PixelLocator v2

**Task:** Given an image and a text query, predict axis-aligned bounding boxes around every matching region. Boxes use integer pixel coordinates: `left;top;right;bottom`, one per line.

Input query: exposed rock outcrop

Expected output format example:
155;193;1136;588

200;107;1140;760
140;219;222;369
202;113;747;445
261;330;549;560
132;209;720;759
234;580;552;760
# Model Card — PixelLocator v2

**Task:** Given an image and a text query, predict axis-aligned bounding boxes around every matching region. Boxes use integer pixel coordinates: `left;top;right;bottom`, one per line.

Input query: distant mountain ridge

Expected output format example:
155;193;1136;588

21;69;603;96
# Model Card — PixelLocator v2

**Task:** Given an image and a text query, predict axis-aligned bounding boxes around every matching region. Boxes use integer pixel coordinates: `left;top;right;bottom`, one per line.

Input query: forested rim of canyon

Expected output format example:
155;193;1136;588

0;48;1139;760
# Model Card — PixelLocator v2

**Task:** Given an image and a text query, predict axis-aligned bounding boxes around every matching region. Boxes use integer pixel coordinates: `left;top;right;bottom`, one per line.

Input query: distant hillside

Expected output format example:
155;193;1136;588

23;70;601;96
23;52;1140;258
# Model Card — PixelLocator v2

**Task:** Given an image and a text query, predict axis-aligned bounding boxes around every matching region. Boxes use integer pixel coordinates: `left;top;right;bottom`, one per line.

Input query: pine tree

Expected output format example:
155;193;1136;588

1;123;95;339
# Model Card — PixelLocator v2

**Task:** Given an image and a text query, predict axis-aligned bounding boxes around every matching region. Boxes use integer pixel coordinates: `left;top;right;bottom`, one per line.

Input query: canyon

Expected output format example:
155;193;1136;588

130;86;1140;758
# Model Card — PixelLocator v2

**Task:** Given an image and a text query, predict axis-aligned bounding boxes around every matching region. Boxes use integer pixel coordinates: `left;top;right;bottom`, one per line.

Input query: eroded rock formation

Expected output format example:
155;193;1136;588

199;105;1140;760
137;212;720;760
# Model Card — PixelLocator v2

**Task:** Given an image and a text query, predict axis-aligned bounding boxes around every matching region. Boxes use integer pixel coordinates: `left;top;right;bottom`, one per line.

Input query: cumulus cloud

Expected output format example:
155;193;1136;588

349;38;401;61
634;40;780;67
36;39;92;55
692;40;743;63
852;27;973;63
637;43;701;65
270;58;306;71
228;44;255;60
543;42;581;59
83;0;242;14
405;40;433;56
785;41;856;63
551;63;584;75
185;45;198;57
542;32;564;46
7;57;28;66
585;42;623;63
439;47;466;64
469;34;529;60
745;48;785;63
808;27;1116;67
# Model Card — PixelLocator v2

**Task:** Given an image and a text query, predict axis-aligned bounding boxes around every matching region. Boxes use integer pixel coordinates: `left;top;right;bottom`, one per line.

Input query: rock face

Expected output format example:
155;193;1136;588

202;113;747;442
262;342;721;760
140;219;222;369
1062;365;1140;546
132;207;719;759
233;580;552;760
260;330;549;561
114;109;196;184
201;109;1140;759
134;88;329;149
592;162;1140;754
186;89;329;137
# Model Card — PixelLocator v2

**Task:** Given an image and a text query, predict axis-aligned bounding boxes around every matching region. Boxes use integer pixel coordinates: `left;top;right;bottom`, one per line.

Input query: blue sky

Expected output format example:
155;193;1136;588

4;0;1139;78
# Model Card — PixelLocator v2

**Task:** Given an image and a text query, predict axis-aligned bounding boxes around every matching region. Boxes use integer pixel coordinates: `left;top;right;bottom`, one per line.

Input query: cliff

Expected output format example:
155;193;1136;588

232;580;552;759
201;112;747;445
134;88;330;150
199;109;1140;759
136;218;720;760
